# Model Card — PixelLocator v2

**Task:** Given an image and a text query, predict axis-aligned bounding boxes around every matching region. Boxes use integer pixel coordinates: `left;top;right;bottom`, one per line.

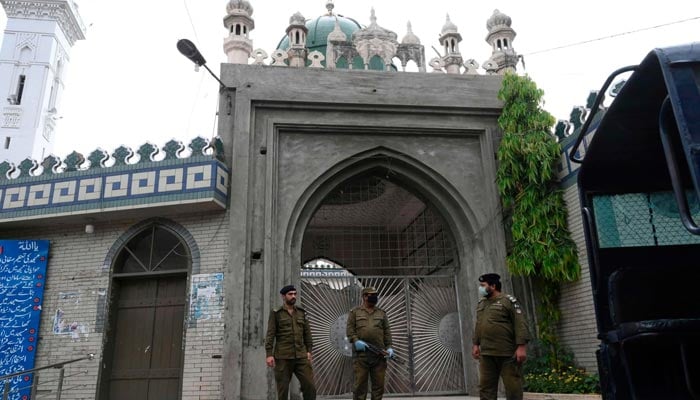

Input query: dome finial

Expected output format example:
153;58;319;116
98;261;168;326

326;0;334;16
370;7;377;26
402;21;421;45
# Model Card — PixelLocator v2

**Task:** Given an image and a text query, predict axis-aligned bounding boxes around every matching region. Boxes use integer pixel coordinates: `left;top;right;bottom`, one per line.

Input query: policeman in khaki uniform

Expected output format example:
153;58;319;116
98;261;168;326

347;287;394;400
472;273;530;400
265;285;317;400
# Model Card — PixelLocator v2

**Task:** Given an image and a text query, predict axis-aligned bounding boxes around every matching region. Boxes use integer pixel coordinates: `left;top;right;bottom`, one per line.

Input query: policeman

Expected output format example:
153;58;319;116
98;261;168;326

265;285;317;400
472;273;530;400
346;286;394;400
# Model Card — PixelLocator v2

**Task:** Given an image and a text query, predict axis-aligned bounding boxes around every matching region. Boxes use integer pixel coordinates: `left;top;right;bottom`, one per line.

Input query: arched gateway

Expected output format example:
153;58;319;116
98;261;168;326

299;168;464;394
220;62;507;399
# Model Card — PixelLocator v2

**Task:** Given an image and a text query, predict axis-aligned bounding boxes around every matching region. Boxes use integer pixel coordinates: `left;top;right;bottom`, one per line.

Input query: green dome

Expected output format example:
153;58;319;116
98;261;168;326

276;15;387;70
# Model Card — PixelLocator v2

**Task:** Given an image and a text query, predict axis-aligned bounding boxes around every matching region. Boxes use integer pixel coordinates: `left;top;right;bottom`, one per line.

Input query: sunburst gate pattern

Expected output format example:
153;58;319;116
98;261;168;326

410;279;464;392
300;275;463;395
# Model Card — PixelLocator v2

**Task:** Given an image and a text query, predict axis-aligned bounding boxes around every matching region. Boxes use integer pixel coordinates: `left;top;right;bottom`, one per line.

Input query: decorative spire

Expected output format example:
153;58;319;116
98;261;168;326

328;17;347;42
370;8;377;26
441;14;458;35
326;0;335;16
289;11;306;26
486;9;512;30
226;0;254;17
401;21;420;45
484;9;518;74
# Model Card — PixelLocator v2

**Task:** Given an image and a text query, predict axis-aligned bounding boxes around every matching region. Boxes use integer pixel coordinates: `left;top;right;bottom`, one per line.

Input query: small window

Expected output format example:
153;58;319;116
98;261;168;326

235;25;241;35
4;137;10;149
16;75;26;105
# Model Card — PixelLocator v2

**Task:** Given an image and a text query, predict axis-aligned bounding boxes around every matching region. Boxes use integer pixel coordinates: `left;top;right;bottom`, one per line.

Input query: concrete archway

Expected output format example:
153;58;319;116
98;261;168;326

285;147;493;393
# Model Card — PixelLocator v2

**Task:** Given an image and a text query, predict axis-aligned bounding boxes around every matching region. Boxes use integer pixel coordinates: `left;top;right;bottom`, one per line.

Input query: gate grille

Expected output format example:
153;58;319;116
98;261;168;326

300;274;464;395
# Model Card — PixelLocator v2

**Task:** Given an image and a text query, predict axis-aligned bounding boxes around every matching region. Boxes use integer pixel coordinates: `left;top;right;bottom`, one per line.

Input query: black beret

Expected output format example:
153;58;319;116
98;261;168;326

280;285;296;295
479;273;501;284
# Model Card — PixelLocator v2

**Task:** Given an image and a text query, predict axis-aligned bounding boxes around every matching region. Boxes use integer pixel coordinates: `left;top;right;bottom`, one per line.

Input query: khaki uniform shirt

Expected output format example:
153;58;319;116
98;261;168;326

473;293;530;357
265;306;313;359
346;305;392;350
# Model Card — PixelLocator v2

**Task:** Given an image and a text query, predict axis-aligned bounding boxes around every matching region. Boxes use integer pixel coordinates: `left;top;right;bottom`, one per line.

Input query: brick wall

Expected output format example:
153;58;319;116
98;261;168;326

557;186;599;372
0;210;229;399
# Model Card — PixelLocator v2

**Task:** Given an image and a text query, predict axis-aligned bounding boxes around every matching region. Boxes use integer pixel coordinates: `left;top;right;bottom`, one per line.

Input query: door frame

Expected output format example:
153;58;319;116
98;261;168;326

96;219;199;400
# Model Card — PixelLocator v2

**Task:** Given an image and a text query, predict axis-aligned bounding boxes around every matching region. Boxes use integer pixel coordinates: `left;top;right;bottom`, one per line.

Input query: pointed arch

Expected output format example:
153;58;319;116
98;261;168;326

286;146;478;274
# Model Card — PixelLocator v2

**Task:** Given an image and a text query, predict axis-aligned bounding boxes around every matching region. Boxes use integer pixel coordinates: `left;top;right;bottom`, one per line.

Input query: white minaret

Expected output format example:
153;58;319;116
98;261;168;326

286;12;308;68
0;0;86;165
483;9;518;75
223;0;255;64
439;15;463;74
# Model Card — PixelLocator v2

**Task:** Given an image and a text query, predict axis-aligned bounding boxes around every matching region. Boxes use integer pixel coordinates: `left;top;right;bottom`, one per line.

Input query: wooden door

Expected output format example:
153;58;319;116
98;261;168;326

107;276;186;399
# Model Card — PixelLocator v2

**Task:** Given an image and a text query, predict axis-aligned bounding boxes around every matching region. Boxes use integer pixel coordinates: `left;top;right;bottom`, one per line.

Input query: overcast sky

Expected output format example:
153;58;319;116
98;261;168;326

3;0;699;158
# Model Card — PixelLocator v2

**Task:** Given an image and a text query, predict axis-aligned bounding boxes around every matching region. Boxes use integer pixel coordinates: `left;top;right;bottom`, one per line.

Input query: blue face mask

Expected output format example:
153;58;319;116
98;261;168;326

478;286;489;297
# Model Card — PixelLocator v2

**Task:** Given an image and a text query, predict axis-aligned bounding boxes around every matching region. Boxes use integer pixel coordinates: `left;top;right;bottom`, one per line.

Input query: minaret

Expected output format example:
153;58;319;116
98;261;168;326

0;0;86;165
286;12;308;68
439;15;463;74
223;0;255;64
483;9;518;74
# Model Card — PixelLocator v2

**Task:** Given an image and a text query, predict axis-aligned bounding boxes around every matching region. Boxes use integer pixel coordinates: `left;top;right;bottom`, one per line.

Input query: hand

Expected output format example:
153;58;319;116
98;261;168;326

471;345;480;360
385;347;395;359
354;340;367;351
515;345;527;364
307;352;313;362
266;356;275;368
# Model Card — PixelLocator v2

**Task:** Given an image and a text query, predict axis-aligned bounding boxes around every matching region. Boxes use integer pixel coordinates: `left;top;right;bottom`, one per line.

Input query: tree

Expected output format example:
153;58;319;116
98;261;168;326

496;72;580;357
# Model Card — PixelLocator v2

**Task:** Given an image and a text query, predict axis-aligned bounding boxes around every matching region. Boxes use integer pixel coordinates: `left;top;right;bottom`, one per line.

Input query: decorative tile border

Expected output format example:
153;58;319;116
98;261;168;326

0;159;229;221
0;136;229;222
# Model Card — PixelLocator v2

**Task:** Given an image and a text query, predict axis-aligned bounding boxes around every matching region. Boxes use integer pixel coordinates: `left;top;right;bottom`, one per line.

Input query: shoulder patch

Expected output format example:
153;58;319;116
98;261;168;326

506;295;518;303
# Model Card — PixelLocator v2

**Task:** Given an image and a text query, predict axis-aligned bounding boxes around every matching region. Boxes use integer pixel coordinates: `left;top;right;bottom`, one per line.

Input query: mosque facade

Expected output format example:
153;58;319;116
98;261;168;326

0;1;600;399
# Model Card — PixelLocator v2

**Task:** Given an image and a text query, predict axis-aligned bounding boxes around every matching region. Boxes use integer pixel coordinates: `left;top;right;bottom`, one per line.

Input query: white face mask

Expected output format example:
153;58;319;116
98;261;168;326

478;286;489;297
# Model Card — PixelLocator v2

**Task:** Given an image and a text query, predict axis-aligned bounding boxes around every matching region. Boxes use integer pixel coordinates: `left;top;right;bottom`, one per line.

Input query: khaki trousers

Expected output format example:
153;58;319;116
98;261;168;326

352;354;387;400
478;355;523;400
273;358;316;400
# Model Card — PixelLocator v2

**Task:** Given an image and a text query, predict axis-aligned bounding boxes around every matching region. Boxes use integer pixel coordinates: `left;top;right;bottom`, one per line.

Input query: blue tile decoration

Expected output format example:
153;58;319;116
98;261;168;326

64;151;86;172
87;149;109;170
0;137;229;221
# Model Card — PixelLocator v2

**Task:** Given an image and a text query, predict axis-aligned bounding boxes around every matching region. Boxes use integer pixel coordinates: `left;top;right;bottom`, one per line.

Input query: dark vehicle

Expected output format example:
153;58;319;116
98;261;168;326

570;43;700;399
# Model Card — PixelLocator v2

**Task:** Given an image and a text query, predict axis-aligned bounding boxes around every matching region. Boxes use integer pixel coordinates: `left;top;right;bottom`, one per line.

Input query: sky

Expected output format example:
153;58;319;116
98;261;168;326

3;0;699;158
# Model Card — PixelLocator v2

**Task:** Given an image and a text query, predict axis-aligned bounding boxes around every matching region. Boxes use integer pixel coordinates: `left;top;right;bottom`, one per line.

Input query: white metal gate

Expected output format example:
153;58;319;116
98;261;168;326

300;274;464;395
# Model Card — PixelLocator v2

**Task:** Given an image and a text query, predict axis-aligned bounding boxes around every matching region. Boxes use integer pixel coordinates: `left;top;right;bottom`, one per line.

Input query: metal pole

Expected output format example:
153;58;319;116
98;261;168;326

2;380;9;400
30;374;39;400
55;368;65;400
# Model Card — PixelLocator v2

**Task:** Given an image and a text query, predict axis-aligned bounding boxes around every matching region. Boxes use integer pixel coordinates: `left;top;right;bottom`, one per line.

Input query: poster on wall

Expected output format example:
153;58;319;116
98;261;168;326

0;240;50;400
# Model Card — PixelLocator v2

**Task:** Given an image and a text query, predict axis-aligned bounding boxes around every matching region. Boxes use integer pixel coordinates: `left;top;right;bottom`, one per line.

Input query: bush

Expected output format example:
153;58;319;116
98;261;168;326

524;365;600;394
523;341;600;394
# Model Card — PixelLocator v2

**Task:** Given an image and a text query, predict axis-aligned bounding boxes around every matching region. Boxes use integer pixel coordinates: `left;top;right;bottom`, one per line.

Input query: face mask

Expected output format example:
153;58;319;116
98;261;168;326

367;294;379;305
478;286;489;297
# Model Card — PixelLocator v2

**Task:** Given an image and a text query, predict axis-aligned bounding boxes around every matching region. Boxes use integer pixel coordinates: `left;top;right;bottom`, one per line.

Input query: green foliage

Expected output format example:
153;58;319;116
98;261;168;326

524;341;600;394
496;73;581;350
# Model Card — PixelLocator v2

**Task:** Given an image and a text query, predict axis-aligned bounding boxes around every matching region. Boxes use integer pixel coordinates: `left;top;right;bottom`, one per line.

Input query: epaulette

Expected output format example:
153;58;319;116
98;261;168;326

478;298;485;304
296;306;306;312
506;295;523;313
272;307;282;312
